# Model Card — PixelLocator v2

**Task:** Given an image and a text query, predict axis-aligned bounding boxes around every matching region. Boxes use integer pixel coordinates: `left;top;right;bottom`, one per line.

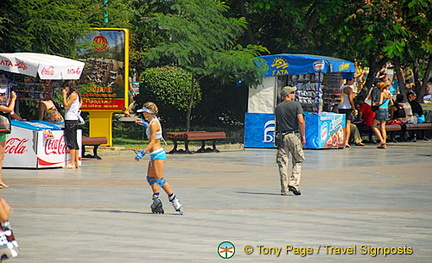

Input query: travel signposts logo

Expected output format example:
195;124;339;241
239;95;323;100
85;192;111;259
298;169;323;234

218;241;235;259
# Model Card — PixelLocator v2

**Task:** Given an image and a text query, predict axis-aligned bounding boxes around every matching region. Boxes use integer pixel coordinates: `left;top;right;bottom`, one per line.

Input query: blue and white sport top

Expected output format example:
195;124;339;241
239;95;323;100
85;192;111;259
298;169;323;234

146;117;163;140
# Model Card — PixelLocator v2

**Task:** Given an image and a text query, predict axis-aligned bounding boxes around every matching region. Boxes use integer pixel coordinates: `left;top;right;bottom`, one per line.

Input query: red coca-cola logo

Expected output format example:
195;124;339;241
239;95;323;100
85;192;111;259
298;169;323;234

15;61;28;70
41;66;55;75
67;68;82;75
45;135;67;155
5;138;28;154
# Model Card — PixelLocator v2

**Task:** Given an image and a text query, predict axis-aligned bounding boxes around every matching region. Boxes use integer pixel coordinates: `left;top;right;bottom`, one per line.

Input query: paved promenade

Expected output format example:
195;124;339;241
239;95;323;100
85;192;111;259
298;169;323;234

2;141;432;262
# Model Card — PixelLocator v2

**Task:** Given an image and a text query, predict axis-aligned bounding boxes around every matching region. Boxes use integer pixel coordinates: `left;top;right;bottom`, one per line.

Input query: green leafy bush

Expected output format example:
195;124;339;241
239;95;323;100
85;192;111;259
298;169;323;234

137;66;201;125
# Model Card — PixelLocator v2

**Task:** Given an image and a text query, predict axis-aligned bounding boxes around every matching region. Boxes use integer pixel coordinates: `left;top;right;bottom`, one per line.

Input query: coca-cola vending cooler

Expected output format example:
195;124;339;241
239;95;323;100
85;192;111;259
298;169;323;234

4;120;82;169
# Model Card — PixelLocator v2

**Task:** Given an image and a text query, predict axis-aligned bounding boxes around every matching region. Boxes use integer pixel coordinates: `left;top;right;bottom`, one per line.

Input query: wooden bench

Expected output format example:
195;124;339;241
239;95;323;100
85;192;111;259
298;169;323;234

385;124;404;142
82;136;108;159
165;131;226;154
404;123;432;141
355;123;403;143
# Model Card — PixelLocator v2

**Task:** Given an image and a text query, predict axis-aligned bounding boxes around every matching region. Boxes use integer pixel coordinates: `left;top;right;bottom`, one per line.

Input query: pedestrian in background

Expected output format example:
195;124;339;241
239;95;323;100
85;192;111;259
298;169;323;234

372;81;393;149
0;89;17;188
338;78;357;148
275;86;306;196
0;198;11;223
38;93;64;123
62;82;81;169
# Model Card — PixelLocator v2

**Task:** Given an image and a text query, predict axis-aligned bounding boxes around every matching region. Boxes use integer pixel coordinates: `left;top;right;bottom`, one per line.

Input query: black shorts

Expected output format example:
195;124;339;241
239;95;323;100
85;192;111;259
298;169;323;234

64;120;79;150
338;108;353;121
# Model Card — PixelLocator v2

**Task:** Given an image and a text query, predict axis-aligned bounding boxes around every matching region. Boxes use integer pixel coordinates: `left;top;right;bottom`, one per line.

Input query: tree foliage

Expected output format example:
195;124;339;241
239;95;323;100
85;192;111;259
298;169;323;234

229;0;432;99
136;0;268;130
0;0;131;57
332;0;432;97
2;0;432;129
141;0;268;81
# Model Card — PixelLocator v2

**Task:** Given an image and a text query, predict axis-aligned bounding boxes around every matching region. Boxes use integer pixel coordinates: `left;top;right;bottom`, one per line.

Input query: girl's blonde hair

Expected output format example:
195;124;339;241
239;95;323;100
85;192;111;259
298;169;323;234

144;102;158;115
377;81;386;90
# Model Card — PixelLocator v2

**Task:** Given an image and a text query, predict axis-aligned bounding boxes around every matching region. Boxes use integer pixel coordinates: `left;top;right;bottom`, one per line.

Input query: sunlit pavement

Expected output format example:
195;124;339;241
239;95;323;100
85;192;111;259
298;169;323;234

3;141;432;262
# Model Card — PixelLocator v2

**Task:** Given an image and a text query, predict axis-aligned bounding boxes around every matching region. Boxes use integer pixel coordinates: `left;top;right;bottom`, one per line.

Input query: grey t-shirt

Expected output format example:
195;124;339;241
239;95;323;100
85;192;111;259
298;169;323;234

370;87;381;106
275;100;303;132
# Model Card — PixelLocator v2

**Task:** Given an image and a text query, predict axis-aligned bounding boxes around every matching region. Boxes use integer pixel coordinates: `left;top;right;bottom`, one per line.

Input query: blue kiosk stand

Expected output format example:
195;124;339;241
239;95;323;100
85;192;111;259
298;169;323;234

245;54;355;149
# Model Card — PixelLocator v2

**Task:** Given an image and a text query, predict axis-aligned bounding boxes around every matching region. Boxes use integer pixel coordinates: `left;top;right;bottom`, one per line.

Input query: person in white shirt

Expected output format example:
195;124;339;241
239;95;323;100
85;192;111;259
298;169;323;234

62;82;81;169
337;79;357;148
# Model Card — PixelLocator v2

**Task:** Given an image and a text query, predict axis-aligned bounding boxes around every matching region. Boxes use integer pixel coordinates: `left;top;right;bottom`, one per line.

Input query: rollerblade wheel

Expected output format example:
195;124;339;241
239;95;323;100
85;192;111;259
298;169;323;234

151;205;164;214
151;198;164;214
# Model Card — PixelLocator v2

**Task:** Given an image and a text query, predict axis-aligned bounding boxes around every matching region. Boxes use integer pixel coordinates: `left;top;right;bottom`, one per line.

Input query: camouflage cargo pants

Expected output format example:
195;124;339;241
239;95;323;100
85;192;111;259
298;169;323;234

276;133;305;195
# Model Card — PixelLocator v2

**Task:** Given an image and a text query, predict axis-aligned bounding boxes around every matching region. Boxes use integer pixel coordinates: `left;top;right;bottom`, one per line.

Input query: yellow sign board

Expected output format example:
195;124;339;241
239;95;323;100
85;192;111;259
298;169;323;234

77;28;130;145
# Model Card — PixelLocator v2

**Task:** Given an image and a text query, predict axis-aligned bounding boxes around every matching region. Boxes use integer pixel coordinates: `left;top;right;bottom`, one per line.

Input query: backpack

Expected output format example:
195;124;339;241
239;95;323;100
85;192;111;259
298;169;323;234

0;112;11;134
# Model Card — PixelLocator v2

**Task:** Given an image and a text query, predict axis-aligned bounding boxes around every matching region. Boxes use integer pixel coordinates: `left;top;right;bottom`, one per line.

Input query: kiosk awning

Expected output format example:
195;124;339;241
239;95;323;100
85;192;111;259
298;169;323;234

0;52;85;80
256;54;355;78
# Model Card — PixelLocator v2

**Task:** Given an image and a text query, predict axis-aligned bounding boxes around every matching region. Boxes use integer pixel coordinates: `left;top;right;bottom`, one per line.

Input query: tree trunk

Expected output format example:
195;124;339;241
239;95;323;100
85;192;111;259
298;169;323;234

418;56;432;103
237;0;256;44
185;74;196;132
393;60;406;98
364;55;388;91
412;58;421;101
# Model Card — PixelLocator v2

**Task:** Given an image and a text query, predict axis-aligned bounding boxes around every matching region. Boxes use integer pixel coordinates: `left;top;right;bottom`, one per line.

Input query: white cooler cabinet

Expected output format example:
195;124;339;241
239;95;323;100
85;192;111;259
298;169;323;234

4;120;82;169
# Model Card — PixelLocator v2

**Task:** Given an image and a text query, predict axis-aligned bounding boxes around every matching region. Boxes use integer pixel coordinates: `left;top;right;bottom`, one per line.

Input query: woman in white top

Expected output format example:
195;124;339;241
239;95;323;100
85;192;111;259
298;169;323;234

62;82;81;169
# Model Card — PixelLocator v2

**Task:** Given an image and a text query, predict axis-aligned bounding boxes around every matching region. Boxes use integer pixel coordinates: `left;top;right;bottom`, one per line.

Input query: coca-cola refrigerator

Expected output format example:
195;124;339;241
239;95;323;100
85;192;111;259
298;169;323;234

4;120;82;169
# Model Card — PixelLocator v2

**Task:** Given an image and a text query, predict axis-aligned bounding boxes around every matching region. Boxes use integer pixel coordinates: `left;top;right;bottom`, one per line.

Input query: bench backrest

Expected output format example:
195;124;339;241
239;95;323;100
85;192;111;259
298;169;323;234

165;131;226;140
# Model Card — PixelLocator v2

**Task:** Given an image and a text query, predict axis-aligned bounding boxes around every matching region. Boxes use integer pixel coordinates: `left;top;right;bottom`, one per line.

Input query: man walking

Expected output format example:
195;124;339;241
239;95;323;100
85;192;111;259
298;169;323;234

275;86;306;196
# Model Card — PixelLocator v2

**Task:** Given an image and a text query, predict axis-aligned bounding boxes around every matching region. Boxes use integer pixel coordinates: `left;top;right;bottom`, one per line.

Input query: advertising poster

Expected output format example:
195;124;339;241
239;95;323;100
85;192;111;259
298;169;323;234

244;112;345;149
244;113;275;148
36;130;69;168
77;28;129;111
305;113;345;149
3;127;37;168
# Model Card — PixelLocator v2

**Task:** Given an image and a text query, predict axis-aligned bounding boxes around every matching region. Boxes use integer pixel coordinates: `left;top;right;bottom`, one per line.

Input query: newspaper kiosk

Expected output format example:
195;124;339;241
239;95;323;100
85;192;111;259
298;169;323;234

245;54;355;149
0;52;85;168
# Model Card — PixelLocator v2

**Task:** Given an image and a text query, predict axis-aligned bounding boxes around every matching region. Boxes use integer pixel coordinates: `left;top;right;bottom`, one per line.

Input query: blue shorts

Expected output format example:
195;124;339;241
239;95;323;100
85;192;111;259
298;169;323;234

150;148;166;161
375;109;389;121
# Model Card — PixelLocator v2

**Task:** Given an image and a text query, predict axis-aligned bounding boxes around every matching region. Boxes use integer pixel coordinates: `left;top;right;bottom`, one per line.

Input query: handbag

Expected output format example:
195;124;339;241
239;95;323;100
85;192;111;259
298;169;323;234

77;111;85;125
0;112;11;134
416;114;425;124
0;221;19;260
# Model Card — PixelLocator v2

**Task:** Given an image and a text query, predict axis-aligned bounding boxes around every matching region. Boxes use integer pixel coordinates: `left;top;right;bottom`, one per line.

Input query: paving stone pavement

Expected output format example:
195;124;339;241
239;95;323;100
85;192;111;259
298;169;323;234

2;141;432;262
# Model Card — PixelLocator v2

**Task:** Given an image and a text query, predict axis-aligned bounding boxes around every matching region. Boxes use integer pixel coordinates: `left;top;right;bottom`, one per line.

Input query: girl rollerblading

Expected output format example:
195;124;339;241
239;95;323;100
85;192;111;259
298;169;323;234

135;102;184;215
